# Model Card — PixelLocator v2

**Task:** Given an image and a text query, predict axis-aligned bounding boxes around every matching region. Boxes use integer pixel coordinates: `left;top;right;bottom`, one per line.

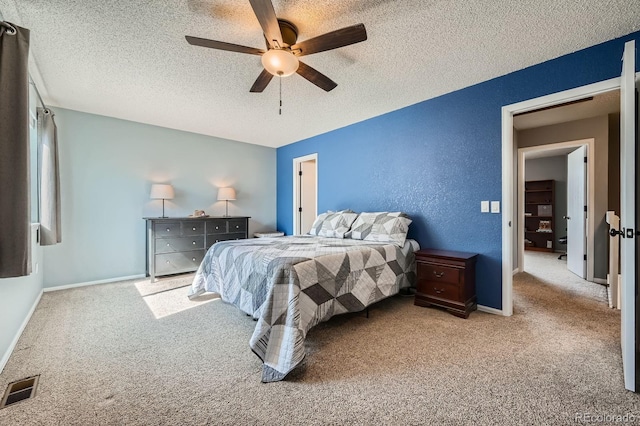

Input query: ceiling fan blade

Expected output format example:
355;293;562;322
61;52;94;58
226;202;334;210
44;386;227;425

296;61;337;92
250;69;274;93
185;35;265;55
292;23;367;57
248;0;283;48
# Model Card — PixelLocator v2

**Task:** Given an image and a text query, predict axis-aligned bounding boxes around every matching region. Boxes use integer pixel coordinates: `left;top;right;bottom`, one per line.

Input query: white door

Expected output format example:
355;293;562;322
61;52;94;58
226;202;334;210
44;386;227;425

618;40;637;392
299;160;317;234
567;146;587;278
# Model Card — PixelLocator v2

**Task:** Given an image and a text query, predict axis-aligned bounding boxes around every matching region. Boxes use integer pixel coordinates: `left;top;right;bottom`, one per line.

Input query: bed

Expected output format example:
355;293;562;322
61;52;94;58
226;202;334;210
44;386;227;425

188;212;418;382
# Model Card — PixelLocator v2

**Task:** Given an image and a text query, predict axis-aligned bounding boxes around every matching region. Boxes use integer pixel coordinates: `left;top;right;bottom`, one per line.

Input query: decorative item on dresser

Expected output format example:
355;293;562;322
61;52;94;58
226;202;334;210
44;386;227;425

144;216;250;282
414;249;478;319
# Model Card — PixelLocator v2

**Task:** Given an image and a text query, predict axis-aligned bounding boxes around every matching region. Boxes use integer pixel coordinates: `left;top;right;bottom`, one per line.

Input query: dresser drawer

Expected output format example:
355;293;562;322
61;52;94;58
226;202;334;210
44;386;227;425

228;219;247;233
417;262;460;285
154;222;181;238
206;233;246;249
417;279;459;301
155;250;204;275
183;222;205;236
206;220;227;234
155;236;205;254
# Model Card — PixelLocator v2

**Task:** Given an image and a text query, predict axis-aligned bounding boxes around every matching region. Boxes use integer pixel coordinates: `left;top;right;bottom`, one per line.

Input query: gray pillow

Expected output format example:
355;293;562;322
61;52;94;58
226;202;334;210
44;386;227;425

309;211;358;238
349;212;412;246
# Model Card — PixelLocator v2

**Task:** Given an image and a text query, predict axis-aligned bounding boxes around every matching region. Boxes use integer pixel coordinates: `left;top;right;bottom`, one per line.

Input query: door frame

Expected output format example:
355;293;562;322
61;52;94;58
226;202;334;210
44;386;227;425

517;139;596;281
501;76;624;316
292;153;318;235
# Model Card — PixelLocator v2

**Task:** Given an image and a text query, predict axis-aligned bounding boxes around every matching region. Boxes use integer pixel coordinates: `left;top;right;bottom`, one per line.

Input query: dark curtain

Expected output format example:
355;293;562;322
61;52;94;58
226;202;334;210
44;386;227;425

0;22;31;278
38;107;61;245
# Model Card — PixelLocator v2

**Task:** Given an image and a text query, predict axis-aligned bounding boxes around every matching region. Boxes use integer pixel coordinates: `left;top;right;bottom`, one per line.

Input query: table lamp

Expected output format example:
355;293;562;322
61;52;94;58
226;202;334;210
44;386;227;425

150;184;174;218
217;187;236;217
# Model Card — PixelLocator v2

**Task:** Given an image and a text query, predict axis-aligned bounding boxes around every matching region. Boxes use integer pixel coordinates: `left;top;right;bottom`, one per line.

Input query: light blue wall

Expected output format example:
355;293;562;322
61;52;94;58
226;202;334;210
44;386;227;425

277;30;640;310
44;108;277;288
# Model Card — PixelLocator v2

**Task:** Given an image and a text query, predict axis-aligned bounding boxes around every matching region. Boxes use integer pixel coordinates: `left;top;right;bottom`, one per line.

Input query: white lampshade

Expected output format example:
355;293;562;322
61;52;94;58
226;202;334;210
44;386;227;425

217;187;236;201
261;49;299;77
150;184;175;200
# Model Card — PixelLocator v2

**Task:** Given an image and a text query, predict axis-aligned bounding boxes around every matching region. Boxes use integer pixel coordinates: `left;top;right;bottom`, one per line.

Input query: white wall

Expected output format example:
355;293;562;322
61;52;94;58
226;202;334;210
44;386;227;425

43;108;276;288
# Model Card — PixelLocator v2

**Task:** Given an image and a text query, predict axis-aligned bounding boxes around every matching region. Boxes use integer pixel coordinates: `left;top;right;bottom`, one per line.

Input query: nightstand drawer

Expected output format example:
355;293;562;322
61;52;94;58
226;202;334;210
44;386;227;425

155;236;205;254
154;222;181;237
155;250;205;275
417;280;459;301
417;263;460;285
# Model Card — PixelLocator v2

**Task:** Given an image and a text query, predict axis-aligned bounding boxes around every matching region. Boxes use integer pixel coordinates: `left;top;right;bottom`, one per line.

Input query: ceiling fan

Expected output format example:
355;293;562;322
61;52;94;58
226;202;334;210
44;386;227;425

185;0;367;93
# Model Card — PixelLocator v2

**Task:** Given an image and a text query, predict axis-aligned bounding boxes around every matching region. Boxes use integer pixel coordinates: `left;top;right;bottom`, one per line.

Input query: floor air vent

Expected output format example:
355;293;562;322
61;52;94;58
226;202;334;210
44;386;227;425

0;375;39;409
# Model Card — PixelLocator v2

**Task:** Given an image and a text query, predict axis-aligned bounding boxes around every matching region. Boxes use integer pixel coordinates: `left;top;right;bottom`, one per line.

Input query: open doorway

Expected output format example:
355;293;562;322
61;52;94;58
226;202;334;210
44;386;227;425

502;41;638;393
516;139;596;281
512;90;620;290
501;79;623;317
292;153;318;235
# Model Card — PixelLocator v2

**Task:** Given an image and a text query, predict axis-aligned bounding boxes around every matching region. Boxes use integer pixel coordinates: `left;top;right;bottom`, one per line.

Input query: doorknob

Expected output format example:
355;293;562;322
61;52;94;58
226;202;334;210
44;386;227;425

610;228;625;237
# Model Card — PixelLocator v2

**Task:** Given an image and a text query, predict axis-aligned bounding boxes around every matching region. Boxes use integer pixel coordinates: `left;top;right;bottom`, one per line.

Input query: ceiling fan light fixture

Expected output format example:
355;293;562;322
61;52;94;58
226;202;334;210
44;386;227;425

262;49;299;77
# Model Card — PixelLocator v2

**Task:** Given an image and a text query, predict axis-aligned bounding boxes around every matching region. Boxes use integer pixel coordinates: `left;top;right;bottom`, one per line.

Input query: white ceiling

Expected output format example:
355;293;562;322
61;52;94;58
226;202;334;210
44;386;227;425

2;0;639;148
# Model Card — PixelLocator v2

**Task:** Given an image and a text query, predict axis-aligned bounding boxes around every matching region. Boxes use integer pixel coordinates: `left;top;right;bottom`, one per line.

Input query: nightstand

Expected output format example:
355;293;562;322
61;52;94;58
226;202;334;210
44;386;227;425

414;249;478;319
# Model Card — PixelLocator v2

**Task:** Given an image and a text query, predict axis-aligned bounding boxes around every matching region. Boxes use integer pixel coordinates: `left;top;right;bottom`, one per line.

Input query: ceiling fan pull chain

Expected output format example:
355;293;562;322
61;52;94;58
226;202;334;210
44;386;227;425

279;72;283;115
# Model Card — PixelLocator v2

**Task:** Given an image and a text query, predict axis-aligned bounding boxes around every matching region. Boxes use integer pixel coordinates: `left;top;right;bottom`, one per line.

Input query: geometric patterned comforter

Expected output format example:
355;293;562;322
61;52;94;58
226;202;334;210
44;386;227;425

188;235;419;382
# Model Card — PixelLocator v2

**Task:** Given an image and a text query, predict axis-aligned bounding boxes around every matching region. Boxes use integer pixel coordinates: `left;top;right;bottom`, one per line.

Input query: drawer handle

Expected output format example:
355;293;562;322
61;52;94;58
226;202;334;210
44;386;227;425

215;240;219;243
192;227;196;231
166;243;170;247
215;226;219;230
433;271;445;278
192;241;196;245
166;260;170;264
434;288;444;294
236;225;239;229
192;257;196;261
166;228;170;232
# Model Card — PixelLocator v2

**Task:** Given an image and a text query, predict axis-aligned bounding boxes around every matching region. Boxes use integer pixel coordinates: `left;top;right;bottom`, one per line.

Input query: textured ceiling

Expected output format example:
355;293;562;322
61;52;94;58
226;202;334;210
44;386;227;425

2;0;639;148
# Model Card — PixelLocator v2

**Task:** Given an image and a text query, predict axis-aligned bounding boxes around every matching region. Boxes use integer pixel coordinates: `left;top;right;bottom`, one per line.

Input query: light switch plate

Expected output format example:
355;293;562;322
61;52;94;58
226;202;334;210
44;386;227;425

481;201;490;213
491;201;500;213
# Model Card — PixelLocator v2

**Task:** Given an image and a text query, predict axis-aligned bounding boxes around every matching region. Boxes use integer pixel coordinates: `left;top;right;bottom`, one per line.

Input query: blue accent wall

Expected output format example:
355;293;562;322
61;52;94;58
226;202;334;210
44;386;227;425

277;31;640;310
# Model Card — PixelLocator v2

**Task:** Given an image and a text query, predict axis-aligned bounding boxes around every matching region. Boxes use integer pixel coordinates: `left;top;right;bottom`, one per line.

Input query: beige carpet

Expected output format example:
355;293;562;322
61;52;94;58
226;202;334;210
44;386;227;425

0;256;637;425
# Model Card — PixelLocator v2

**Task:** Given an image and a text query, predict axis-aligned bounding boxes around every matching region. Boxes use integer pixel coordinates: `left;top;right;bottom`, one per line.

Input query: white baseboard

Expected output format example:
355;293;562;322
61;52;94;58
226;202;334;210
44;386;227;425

43;274;146;293
592;278;608;285
0;289;43;374
478;305;505;316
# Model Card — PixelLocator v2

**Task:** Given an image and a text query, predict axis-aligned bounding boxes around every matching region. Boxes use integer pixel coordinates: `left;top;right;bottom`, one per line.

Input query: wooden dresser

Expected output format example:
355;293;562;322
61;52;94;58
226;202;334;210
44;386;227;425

144;216;250;281
414;249;478;319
